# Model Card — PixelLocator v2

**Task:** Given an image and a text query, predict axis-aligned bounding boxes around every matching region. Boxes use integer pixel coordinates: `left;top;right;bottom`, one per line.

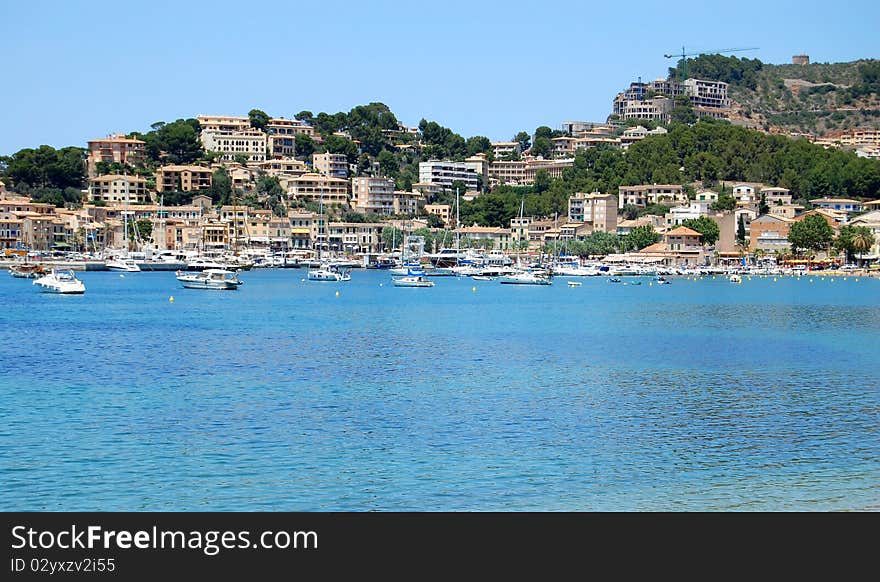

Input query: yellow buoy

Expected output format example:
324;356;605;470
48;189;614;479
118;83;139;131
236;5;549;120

169;296;174;303
773;277;777;282
335;291;340;297
649;282;653;286
472;286;477;292
301;278;305;282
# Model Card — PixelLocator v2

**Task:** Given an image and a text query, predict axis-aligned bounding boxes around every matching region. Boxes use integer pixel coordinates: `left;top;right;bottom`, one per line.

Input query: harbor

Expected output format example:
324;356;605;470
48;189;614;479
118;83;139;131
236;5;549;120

1;268;878;511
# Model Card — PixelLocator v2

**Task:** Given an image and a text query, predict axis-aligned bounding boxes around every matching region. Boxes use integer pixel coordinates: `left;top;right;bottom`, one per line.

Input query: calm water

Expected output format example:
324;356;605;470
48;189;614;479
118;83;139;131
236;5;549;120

1;269;878;511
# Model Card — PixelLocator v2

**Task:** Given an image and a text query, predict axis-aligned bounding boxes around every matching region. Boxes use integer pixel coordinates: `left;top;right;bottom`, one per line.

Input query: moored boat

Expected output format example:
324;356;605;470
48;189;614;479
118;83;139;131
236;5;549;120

9;263;47;279
106;258;141;272
392;275;435;287
176;269;242;290
498;271;552;285
33;269;86;294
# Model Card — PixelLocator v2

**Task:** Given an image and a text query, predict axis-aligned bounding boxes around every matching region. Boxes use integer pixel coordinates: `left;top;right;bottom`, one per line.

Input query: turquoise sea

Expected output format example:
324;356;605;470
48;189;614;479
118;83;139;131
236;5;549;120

0;269;878;511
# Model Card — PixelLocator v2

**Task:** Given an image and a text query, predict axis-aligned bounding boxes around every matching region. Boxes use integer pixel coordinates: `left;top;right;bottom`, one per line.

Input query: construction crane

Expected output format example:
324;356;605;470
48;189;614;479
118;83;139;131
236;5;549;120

664;47;759;81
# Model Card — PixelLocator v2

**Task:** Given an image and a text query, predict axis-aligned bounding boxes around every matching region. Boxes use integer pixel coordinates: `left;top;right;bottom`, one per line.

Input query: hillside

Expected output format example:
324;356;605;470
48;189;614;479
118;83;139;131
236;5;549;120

671;55;880;135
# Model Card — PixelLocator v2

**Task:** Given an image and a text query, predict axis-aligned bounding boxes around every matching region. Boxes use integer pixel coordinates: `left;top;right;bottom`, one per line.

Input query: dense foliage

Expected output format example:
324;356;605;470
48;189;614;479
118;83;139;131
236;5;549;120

669;54;764;89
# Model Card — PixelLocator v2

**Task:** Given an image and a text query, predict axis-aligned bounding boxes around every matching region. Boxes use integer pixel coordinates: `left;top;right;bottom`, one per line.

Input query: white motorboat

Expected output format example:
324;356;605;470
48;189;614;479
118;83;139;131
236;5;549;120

33;269;86;294
307;264;351;281
186;257;227;271
176;269;242;290
498;271;552;285
729;274;742;284
106;258;141;272
471;275;496;281
392;275;435;287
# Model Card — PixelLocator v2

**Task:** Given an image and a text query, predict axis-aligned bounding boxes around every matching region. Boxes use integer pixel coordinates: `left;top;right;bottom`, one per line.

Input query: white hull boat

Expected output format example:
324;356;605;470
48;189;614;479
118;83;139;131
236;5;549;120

33;269;85;294
106;258;141;272
392;275;435;287
176;269;242;290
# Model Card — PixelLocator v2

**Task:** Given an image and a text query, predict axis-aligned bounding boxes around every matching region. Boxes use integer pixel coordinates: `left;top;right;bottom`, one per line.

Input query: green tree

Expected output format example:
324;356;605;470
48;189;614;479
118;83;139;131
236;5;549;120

681;216;720;246
712;191;737;211
143;119;203;164
759;193;770;215
624;225;661;250
2;145;86;190
534;126;553;140
129;219;153;243
671;95;696;125
788;214;834;254
295;134;316;159
835;225;875;263
248;109;270;132
736;213;747;245
323;135;359;163
209;167;232;206
533;170;552;193
531;136;552;158
513;131;531;152
466;136;491;156
377;150;399;178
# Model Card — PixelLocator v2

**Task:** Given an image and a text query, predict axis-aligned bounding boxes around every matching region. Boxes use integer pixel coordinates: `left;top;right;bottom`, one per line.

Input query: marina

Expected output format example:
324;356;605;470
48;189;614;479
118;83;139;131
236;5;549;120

1;269;878;510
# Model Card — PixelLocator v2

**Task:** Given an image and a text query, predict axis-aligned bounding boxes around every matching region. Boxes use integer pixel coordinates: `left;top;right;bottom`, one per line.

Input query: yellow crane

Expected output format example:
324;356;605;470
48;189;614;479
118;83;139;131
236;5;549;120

664;47;759;81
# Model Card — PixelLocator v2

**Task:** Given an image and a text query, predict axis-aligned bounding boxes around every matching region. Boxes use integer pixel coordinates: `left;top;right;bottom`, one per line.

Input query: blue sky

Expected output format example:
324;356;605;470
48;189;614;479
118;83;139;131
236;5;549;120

1;0;878;155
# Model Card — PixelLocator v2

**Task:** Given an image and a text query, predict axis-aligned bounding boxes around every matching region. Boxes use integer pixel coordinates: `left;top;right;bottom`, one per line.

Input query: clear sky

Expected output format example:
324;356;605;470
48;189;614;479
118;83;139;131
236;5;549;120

1;0;878;155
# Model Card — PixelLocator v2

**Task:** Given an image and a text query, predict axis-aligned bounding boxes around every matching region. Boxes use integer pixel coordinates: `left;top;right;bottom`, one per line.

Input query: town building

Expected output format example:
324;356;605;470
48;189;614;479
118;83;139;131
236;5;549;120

327;222;385;254
87;134;146;177
664;201;710;227
288;173;350;206
155;165;213;193
201;128;267;163
418;161;479;191
491;141;521;159
351;176;396;215
760;187;792;206
811;198;865;215
617;184;687;209
749;214;794;252
458;225;511;250
425;204;452;227
312;153;349;179
567;192;617;232
89;174;151;204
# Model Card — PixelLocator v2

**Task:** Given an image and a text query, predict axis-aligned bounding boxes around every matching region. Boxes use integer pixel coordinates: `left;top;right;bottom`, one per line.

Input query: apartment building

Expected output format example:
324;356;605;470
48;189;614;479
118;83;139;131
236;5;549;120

87;134;146;177
491;141;521;159
155;165;213;193
267;117;316;138
613;96;673;123
425;204;452;227
327;222;385;254
418;161;479;191
812;198;864;214
393;190;422;215
684;79;730;109
617;184;687;209
567;192;618;232
664;201;710;227
201;128;267;163
749;214;793;252
351;176;396;215
289;173;350;206
288;210;318;249
458;225;511;251
312;153;349;179
197;115;251;132
89;174;151;204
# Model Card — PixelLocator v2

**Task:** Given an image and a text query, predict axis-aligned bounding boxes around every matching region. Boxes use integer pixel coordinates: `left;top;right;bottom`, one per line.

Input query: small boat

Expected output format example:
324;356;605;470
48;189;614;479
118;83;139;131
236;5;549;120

176;269;242;290
33;269;85;294
729;274;742;283
106;258;141;272
9;263;47;279
656;276;671;285
392;275;435;287
567;280;582;287
498;272;552;285
609;277;622;283
472;275;496;281
628;280;642;286
307;264;351;282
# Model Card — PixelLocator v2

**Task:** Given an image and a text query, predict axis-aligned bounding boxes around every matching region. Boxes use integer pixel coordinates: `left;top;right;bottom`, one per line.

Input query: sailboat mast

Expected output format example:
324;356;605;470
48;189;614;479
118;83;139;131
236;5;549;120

455;187;460;255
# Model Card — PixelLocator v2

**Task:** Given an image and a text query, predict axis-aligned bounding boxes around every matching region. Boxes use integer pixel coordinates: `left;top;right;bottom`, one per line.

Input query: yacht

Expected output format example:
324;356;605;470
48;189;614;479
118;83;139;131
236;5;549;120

186;257;227;271
392;275;435;287
307;264;351;282
498;271;552;285
176;269;243;290
106;258;141;272
33;269;86;294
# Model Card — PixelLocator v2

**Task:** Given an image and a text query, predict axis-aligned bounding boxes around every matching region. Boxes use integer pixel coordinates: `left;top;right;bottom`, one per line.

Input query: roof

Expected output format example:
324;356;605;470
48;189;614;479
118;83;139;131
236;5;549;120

666;226;701;236
89;174;147;183
640;242;669;253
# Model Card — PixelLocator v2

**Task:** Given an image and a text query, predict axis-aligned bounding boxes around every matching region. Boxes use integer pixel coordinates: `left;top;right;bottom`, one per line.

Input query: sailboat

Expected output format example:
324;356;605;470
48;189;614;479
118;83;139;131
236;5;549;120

307;192;350;282
498;195;551;285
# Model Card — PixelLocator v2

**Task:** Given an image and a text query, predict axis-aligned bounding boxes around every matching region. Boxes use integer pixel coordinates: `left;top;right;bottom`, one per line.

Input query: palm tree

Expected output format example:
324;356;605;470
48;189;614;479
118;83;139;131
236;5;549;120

852;232;873;265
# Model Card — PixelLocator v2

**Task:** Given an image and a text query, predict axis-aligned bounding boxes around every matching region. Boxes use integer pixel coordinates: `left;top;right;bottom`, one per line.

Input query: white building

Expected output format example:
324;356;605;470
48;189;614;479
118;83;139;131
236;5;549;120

418;161;479;191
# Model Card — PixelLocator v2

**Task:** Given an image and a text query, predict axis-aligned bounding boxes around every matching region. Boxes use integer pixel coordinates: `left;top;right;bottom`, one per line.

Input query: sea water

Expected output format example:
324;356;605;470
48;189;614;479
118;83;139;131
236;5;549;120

1;270;877;510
